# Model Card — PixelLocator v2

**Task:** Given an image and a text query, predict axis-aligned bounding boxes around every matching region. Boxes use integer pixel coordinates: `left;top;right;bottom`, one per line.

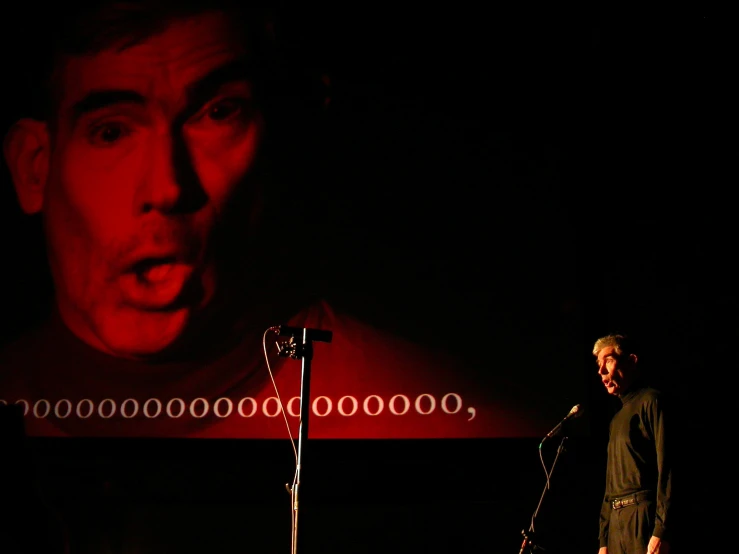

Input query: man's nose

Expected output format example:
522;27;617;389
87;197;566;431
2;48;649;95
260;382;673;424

136;133;183;214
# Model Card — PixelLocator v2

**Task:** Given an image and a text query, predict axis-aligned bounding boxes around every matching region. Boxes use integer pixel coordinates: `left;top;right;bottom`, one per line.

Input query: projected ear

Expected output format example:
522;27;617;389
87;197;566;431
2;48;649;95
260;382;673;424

3;118;50;214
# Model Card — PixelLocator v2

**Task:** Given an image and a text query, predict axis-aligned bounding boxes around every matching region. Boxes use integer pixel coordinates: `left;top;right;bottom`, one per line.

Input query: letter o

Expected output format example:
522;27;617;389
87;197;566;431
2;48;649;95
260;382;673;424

76;399;94;419
389;395;410;416
238;398;257;417
143;398;162;419
14;400;29;416
190;398;209;419
166;399;186;418
338;396;358;416
441;393;462;414
121;399;140;419
312;396;332;417
287;396;301;417
33;399;51;419
213;398;233;418
415;394;436;415
363;395;384;416
98;399;116;419
262;397;281;417
54;399;72;419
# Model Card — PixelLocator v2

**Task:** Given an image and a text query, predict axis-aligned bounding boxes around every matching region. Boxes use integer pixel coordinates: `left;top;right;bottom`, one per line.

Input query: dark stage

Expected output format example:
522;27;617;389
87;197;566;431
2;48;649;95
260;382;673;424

2;406;711;553
0;7;722;554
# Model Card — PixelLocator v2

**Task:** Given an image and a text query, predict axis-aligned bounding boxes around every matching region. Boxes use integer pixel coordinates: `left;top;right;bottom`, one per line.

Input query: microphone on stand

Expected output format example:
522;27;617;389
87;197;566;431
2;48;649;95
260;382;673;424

541;404;582;443
271;325;333;343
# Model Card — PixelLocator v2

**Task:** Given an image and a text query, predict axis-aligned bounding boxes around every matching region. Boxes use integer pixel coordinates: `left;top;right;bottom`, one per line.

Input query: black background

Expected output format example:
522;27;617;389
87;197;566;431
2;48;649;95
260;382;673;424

1;7;724;553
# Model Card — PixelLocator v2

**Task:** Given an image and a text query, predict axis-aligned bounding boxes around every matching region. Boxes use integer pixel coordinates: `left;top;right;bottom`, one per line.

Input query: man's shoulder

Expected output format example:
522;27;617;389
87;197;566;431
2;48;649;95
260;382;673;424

0;325;46;366
633;386;669;413
637;385;662;397
298;299;461;367
0;318;57;392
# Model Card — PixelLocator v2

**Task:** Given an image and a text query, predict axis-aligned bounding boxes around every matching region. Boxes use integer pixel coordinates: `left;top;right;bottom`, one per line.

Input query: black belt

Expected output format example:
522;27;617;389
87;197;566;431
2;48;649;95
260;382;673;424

611;490;653;510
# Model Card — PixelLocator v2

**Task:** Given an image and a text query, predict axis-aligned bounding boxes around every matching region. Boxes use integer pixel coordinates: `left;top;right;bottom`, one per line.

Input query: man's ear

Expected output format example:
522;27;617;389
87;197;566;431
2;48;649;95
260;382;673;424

628;353;638;365
3;119;50;214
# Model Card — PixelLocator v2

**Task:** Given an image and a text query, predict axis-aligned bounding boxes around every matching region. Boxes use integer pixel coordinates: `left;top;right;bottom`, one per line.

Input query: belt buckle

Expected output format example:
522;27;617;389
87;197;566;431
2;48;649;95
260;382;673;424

612;496;635;509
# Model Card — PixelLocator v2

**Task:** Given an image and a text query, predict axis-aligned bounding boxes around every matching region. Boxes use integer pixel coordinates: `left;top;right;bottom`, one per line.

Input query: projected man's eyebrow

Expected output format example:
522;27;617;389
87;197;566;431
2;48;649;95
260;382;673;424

67;59;256;124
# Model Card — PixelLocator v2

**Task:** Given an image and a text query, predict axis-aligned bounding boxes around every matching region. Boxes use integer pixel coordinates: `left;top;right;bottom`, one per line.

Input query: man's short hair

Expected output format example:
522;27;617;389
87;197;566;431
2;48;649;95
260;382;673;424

592;333;639;358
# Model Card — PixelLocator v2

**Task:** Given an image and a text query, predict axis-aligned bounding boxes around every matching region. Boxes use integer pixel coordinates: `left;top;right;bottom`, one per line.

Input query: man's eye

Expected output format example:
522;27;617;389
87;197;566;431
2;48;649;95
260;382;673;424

88;122;129;145
207;99;245;122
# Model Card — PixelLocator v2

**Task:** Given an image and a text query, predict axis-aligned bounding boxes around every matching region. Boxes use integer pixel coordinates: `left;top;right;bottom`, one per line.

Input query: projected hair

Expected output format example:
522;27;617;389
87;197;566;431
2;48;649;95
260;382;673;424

17;0;277;123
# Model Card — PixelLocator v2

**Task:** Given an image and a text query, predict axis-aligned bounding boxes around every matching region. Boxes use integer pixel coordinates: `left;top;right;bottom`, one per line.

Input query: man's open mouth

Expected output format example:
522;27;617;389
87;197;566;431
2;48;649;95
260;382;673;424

131;257;179;284
119;257;196;310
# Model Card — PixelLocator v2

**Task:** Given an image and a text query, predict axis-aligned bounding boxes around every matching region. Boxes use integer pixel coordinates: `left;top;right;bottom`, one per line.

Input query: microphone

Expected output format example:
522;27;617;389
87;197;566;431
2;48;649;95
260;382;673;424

271;325;333;343
542;404;582;442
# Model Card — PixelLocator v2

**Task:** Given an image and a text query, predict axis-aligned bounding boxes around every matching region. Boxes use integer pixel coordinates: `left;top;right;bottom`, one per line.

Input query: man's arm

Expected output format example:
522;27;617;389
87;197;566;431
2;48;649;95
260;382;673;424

598;425;612;551
649;393;672;541
598;488;610;548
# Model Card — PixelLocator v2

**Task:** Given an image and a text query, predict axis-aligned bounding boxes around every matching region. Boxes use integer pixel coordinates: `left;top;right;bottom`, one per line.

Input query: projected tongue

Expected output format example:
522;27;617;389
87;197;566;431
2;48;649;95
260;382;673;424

141;262;174;283
120;260;194;309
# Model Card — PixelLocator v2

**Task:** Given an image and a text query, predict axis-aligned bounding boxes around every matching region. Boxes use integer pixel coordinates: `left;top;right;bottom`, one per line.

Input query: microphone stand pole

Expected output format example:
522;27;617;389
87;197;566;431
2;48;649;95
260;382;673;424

518;436;568;554
275;326;332;554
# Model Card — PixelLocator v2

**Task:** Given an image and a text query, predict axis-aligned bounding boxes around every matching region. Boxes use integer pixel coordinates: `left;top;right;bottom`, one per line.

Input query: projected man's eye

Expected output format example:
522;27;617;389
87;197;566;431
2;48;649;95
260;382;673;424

88;121;130;146
208;99;243;121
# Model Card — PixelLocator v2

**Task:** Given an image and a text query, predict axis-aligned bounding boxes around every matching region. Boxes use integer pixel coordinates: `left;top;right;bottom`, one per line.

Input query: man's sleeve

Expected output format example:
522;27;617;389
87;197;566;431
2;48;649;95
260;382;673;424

649;394;672;540
598;491;610;548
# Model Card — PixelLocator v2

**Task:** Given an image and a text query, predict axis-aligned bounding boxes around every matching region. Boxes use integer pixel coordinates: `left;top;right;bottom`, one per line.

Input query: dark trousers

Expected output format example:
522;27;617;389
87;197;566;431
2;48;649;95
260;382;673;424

607;493;655;554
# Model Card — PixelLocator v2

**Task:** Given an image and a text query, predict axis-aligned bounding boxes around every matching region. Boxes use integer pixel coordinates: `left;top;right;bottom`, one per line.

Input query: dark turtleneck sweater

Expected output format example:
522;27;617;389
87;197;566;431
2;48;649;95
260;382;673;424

598;382;673;547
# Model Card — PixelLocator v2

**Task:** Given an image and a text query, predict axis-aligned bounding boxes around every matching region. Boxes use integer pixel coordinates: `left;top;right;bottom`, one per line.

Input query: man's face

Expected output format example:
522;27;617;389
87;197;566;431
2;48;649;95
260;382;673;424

42;12;263;358
595;345;636;397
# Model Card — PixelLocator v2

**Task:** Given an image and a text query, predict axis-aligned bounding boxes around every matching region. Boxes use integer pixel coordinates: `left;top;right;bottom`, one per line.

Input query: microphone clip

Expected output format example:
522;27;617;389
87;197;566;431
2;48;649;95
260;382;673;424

276;337;300;359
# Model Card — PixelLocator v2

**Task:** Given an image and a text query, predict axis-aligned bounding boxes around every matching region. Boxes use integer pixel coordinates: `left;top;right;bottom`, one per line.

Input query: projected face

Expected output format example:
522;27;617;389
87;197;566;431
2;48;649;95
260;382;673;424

13;12;264;359
596;345;637;397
